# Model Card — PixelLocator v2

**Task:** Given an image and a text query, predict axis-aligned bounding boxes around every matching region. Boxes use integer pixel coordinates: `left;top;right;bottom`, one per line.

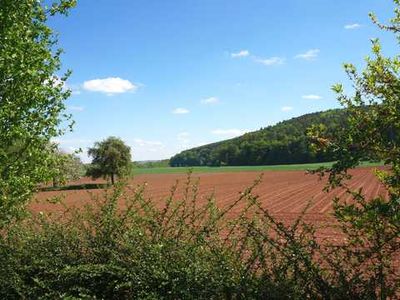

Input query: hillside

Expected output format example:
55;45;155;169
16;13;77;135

170;109;348;167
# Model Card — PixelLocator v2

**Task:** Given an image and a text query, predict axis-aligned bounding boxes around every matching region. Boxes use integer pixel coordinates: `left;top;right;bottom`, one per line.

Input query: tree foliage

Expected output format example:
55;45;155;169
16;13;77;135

51;149;84;187
170;109;348;167
307;2;400;297
0;0;76;226
87;137;132;185
133;159;170;169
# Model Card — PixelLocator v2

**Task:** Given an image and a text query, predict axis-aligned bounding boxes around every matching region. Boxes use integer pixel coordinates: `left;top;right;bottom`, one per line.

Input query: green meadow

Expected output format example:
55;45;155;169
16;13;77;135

132;161;382;175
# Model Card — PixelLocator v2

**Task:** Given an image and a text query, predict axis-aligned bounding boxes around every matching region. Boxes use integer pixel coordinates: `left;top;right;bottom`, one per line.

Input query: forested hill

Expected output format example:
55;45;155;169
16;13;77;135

170;109;348;167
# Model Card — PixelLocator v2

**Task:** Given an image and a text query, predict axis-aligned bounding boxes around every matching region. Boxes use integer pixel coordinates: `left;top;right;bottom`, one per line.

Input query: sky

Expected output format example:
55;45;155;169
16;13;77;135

49;0;398;162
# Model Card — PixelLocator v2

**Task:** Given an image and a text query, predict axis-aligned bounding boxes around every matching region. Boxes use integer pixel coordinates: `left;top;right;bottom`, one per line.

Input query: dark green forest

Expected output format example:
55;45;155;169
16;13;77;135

170;109;348;167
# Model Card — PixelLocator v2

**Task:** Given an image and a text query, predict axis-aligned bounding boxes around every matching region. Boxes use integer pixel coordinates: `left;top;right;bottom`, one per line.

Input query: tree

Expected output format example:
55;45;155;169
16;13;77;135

0;0;76;226
87;137;132;185
51;149;84;187
308;2;400;296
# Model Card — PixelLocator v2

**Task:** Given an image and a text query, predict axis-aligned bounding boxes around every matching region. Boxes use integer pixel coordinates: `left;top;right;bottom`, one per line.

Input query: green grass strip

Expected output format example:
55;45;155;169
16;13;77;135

132;161;382;175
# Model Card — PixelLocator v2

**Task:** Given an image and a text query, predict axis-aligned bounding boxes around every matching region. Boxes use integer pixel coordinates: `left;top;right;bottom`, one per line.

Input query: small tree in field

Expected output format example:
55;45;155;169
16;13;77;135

87;137;131;185
51;149;84;187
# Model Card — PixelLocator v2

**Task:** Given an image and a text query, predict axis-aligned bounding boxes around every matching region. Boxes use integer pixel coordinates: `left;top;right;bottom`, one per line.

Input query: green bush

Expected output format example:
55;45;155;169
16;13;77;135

0;171;398;299
0;176;236;298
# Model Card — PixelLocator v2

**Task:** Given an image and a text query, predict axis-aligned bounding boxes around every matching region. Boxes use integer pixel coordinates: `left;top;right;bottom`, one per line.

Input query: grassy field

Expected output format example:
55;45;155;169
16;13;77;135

132;161;382;175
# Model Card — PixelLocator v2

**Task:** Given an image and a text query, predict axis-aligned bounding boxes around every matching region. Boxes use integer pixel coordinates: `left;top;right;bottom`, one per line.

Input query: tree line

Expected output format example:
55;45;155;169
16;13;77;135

170;109;349;167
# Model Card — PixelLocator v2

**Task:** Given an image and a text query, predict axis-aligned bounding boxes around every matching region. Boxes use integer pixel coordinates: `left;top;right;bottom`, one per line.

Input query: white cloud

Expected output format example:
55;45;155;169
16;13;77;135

177;132;191;149
69;105;84;111
52;138;92;145
302;94;323;100
133;138;164;147
295;49;320;60
231;50;250;58
344;23;361;30
83;77;137;94
176;132;211;151
72;90;82;95
172;108;189;114
201;97;219;105
69;85;82;95
255;57;285;66
281;106;293;112
211;129;247;138
177;132;190;140
129;138;170;159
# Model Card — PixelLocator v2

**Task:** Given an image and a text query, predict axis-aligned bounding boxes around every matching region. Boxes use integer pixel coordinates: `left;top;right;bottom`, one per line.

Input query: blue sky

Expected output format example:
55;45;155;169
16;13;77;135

50;0;397;162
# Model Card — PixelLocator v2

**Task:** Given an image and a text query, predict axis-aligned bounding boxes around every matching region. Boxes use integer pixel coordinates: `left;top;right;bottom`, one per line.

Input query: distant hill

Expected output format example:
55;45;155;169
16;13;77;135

170;109;348;167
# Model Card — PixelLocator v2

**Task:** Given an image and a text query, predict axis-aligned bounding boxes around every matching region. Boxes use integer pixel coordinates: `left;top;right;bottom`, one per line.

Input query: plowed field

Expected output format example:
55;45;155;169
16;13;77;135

33;167;385;236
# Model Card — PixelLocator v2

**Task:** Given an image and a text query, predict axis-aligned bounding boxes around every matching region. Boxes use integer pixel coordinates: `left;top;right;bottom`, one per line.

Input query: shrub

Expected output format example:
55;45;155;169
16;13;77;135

0;170;398;299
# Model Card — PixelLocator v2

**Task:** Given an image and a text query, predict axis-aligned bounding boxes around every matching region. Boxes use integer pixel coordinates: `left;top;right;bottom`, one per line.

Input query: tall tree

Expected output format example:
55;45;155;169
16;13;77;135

87;137;132;185
0;0;76;226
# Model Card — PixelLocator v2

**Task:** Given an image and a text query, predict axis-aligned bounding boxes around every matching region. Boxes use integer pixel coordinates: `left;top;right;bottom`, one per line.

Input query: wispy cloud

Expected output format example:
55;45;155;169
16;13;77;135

67;83;82;95
231;50;285;66
176;132;209;151
201;97;219;105
72;89;82;95
177;132;190;140
133;138;164;147
255;57;285;66
211;129;247;138
52;138;92;162
83;77;137;94
69;105;84;112
52;138;92;146
177;132;191;148
172;108;190;114
231;50;250;58
344;23;361;30
131;139;165;156
281;106;293;112
295;49;320;60
302;94;323;100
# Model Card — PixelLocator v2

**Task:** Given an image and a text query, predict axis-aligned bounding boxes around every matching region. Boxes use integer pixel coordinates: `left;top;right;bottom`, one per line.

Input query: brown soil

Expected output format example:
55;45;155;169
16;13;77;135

32;167;384;240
